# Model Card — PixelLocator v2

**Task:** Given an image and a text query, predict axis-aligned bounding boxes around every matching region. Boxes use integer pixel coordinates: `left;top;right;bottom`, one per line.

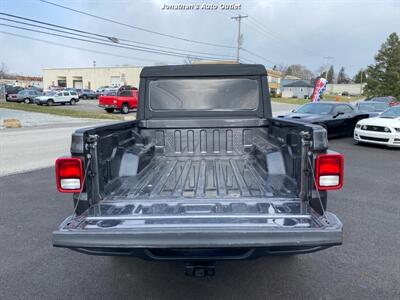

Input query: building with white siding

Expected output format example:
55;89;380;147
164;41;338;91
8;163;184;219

42;66;143;90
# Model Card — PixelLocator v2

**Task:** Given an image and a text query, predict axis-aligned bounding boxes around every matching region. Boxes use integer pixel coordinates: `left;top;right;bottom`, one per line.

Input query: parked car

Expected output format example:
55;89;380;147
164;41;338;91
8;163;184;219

5;85;24;101
35;90;80;106
98;89;138;114
365;96;399;107
355;101;390;117
76;89;97;99
53;64;344;276
103;90;118;96
7;89;42;103
354;106;400;147
278;102;370;137
26;86;43;92
118;85;137;93
95;86;116;96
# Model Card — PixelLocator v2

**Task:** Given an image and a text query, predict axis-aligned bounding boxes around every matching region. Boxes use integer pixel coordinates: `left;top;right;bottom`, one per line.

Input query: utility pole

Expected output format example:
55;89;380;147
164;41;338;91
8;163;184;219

231;14;248;63
93;60;96;90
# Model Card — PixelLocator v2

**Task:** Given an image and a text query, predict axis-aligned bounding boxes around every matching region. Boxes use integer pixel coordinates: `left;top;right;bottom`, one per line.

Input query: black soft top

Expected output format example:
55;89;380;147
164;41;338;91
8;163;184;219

140;64;266;78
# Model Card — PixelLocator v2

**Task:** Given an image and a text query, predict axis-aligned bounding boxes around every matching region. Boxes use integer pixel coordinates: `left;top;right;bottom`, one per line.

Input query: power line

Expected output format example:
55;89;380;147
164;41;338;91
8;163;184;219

0;13;236;60
245;16;321;58
231;14;248;62
0;23;234;61
218;11;280;66
241;48;277;66
0;30;179;64
39;0;236;49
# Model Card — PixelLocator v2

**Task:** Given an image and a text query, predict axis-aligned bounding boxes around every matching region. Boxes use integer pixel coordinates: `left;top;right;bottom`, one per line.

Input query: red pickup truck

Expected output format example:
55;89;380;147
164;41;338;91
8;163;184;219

98;89;138;114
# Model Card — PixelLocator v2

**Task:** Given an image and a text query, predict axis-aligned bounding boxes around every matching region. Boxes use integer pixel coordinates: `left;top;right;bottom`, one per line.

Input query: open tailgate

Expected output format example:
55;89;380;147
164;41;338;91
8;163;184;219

53;199;342;249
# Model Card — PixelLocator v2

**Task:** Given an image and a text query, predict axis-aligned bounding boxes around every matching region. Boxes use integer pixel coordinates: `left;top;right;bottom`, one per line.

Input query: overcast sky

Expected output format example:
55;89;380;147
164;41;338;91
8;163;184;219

1;0;399;77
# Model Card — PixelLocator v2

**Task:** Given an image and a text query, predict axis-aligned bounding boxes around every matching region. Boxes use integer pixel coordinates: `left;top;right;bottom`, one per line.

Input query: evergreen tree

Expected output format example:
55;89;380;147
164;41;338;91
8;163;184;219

327;65;335;83
354;69;367;83
364;32;400;98
337;67;350;84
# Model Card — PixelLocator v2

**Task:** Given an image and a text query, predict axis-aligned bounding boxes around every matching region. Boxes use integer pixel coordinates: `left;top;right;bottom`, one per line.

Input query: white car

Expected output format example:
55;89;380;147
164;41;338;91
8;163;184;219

35;91;79;106
354;106;400;147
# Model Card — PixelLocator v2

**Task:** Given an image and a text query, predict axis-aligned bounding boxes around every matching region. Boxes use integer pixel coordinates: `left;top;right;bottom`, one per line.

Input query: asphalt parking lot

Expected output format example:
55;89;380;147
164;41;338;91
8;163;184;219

0;138;399;300
50;98;105;113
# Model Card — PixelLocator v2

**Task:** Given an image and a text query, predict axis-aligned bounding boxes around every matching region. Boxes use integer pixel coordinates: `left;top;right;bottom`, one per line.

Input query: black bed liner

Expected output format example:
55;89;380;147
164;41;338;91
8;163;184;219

105;156;297;200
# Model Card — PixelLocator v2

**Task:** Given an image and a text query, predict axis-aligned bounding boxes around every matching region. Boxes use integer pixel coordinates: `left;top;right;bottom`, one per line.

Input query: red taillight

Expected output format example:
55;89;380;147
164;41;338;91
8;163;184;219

55;157;83;193
315;154;344;190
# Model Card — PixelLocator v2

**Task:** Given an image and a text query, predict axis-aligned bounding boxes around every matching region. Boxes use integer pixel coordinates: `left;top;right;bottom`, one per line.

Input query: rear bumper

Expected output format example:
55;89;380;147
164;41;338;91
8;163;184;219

99;104;116;109
53;212;342;253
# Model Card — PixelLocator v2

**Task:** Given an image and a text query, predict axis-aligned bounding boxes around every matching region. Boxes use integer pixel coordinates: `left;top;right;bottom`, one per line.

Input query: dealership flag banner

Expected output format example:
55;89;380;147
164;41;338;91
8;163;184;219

311;78;327;102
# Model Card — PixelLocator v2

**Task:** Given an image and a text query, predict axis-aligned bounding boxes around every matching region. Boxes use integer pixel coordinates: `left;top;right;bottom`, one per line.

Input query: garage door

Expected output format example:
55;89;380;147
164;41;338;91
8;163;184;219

111;76;121;87
73;80;83;89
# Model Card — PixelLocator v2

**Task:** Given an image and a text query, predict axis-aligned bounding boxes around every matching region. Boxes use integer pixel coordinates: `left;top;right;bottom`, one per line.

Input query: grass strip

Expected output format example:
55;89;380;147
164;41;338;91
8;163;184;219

0;102;123;120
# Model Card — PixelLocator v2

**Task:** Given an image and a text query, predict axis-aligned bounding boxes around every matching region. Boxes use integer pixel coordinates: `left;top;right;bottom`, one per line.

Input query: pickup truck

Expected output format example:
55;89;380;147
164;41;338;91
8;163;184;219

53;64;343;276
98;89;138;114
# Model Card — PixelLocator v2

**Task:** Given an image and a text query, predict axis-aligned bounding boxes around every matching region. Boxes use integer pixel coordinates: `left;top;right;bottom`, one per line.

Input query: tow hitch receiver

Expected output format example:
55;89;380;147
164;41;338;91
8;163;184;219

185;261;216;277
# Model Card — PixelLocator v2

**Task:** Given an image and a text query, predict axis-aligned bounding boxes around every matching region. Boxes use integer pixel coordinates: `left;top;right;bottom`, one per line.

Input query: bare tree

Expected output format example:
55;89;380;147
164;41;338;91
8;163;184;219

184;56;202;64
0;62;8;79
282;64;313;80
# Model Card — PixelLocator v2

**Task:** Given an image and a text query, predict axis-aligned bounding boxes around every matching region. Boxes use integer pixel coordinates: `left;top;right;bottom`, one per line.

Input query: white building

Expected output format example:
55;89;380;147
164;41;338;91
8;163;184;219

42;66;143;90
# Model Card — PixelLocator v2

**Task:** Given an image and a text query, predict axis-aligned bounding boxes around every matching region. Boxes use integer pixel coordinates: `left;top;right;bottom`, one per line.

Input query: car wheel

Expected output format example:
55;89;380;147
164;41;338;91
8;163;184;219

121;103;129;114
24;98;30;104
70;99;76;105
105;108;114;113
47;99;54;106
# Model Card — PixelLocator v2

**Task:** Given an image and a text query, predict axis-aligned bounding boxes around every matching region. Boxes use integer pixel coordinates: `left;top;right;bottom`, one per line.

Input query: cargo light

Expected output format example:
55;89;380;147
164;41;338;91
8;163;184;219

55;157;83;193
315;154;344;190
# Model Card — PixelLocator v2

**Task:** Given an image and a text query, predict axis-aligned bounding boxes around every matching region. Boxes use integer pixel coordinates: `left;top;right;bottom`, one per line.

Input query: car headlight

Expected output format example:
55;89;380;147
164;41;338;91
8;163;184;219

395;128;400;133
361;125;368;130
384;127;390;132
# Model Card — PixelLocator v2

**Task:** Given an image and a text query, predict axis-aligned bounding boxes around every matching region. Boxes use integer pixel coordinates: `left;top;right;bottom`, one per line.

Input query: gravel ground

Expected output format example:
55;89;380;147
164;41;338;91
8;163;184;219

0;108;95;129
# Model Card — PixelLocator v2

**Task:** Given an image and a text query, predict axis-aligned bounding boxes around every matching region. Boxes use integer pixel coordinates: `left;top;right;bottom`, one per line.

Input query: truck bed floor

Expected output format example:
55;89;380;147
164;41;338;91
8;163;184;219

105;156;297;200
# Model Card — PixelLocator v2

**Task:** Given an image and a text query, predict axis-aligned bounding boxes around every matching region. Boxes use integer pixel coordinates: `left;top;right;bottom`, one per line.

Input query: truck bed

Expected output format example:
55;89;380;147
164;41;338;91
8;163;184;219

100;126;299;201
105;156;297;200
54;123;341;251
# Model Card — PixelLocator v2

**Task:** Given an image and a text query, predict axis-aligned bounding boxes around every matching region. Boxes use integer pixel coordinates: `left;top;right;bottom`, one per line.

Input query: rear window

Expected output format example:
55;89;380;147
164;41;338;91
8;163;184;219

119;90;132;97
295;103;334;115
149;78;259;111
70;92;77;95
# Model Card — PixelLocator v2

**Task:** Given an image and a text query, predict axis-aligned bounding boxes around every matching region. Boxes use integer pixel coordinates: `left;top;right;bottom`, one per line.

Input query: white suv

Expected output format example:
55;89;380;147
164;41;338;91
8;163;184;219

35;91;80;106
